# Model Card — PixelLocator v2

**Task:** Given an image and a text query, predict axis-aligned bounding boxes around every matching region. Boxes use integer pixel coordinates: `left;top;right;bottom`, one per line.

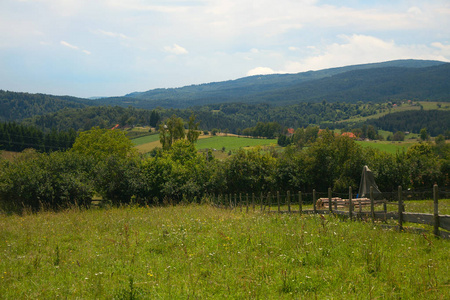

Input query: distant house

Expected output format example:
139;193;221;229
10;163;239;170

286;128;295;136
341;132;357;138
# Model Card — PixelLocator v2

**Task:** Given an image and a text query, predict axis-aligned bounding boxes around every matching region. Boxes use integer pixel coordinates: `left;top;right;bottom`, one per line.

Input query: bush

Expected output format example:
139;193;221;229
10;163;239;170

0;150;94;213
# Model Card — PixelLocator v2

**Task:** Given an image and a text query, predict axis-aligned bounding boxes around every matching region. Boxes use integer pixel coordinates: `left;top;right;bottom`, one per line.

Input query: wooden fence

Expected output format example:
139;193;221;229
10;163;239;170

210;185;450;239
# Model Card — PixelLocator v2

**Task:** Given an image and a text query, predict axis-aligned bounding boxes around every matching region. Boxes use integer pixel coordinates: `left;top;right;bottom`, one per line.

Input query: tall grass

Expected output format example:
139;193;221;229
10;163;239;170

1;205;449;298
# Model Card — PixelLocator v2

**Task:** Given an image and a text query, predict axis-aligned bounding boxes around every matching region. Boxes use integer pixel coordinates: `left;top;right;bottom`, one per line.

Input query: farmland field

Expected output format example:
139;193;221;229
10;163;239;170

339;101;450;123
195;136;277;151
132;134;278;154
132;133;160;146
0;205;449;299
356;140;415;154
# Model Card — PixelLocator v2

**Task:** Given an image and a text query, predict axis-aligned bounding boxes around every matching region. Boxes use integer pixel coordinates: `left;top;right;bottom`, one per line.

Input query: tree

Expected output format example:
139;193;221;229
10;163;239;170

71;127;136;160
186;114;200;143
159;115;185;150
149;109;161;127
420;128;429;141
392;131;405;141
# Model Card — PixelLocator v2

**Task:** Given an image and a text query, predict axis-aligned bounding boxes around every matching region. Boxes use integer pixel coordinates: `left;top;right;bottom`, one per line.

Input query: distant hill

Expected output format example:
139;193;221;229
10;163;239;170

0;90;94;121
93;59;449;109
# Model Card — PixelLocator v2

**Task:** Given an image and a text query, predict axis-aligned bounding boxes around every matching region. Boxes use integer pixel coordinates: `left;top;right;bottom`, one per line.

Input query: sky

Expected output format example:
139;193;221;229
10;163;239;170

0;0;449;98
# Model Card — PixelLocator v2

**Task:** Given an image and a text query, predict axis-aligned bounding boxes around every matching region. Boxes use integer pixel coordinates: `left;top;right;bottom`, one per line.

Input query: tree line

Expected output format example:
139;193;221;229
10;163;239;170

1;127;448;213
0;121;77;152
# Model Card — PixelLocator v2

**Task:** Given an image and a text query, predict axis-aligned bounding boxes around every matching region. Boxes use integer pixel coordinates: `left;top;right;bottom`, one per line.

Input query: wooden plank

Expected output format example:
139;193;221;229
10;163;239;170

402;212;433;225
440;215;450;231
439;230;450;239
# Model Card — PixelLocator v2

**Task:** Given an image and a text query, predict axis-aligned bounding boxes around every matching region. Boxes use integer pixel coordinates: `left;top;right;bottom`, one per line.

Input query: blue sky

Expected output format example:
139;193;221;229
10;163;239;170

0;0;449;98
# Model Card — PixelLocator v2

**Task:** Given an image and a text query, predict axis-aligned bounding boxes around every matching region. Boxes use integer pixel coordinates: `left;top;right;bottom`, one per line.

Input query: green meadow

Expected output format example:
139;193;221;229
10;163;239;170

131;133;161;146
1;204;449;299
195;136;277;151
356;140;414;154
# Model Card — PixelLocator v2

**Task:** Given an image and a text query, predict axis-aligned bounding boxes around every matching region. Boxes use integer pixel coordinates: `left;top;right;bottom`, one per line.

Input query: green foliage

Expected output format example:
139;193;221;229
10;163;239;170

149;109;160;127
223;147;276;194
0;90;90;122
71;127;136;160
366;110;450;136
392;131;405;141
406;143;442;188
242;122;281;138
420;128;429;141
137;140;210;203
159;115;185;150
0;150;94;212
186;114;200;143
0;121;76;152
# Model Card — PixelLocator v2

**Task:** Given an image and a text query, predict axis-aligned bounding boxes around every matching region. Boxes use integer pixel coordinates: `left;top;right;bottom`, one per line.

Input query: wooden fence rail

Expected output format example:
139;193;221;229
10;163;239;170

211;185;450;239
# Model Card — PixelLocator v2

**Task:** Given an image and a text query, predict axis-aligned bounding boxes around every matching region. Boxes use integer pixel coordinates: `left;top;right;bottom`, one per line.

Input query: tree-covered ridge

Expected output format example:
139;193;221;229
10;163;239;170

0;121;77;152
117;59;446;109
21;101;385;133
0;90;93;121
365;110;450;136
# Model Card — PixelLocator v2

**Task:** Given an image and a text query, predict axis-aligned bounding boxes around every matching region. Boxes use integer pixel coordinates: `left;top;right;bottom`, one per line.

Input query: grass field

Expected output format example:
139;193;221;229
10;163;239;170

356;140;415;154
132;133;161;146
132;135;278;155
196;136;277;151
339;101;450;123
1;204;449;299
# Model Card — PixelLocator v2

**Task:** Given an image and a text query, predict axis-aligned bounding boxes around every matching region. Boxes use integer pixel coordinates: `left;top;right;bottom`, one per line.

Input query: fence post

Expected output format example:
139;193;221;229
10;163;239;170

277;191;280;213
298;191;302;214
313;189;317;214
348;186;353;220
433;184;440;237
287;191;291;213
246;193;249;213
328;187;332;214
268;192;271;212
239;193;242;212
370;186;375;223
261;192;264;212
252;193;255;211
398;186;403;231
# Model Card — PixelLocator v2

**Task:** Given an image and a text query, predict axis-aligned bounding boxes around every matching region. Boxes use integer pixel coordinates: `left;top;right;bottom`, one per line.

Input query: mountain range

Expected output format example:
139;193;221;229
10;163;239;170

93;59;450;109
1;59;449;123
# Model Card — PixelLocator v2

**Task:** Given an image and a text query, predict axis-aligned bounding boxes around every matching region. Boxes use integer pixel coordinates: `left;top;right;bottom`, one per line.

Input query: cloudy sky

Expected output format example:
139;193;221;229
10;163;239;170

1;0;449;98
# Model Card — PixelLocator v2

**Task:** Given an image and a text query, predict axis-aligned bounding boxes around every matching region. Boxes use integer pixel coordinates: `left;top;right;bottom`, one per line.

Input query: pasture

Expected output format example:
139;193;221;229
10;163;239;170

132;134;278;155
1;204;449;299
356;140;414;154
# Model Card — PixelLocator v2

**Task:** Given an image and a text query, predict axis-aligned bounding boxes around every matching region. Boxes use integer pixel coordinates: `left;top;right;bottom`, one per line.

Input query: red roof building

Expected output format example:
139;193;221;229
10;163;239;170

341;132;357;138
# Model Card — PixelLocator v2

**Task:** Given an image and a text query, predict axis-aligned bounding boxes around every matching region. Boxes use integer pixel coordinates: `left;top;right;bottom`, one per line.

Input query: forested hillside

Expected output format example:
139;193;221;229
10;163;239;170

21;101;387;133
365;110;450;136
0;121;77;152
0;90;93;121
20;100;449;136
93;60;449;109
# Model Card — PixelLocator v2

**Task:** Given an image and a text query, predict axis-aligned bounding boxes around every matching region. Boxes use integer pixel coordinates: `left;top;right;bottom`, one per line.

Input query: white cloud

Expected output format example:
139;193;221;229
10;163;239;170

247;67;276;76
432;42;450;54
60;41;91;55
282;35;450;73
60;40;79;50
163;44;188;55
95;29;130;39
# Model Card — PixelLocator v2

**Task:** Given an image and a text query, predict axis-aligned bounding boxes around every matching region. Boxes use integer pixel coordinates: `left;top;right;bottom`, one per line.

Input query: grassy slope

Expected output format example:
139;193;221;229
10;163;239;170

195;136;277;151
133;135;278;154
339;101;450;124
356;140;415;154
0;205;448;299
